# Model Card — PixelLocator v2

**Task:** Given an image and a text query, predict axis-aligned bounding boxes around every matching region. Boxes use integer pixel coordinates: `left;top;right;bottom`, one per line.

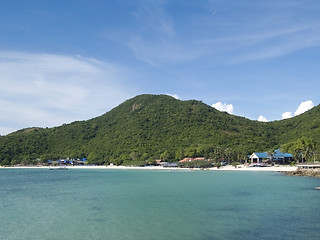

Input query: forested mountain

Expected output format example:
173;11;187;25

0;94;319;165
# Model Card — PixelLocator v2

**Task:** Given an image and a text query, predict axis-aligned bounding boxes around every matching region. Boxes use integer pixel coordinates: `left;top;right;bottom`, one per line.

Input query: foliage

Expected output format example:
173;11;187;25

178;160;214;169
0;94;319;165
281;137;317;163
214;162;222;169
231;162;241;168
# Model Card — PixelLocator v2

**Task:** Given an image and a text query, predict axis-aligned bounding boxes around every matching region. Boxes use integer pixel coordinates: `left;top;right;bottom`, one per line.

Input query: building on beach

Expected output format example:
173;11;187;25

249;149;293;165
179;157;207;163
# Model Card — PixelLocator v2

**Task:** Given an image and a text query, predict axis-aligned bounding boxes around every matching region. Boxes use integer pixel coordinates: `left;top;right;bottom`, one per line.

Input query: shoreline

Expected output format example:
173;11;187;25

0;165;298;172
285;168;320;178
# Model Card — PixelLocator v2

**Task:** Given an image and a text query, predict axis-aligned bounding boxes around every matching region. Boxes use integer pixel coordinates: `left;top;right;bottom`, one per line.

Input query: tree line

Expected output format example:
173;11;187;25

0;94;319;166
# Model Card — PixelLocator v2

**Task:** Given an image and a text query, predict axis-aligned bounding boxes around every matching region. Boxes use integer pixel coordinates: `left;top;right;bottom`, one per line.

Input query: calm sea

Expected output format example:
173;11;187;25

0;168;319;240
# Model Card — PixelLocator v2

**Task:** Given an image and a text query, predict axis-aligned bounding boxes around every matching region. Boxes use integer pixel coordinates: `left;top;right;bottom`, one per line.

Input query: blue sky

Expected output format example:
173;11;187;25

1;0;320;135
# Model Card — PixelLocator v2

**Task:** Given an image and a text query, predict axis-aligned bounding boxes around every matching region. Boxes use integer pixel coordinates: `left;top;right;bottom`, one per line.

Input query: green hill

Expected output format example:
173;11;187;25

0;94;319;165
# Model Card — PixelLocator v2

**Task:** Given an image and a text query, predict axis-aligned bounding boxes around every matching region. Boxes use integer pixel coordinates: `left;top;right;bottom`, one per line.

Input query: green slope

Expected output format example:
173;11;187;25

0;94;319;165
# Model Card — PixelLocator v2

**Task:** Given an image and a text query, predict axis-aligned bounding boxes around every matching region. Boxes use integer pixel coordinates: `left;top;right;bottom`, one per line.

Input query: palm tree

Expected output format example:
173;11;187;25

267;149;275;165
224;148;233;165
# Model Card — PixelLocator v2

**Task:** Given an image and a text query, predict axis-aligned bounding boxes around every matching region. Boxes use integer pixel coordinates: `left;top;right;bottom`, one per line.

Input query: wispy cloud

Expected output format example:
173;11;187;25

199;3;320;64
122;1;320;66
123;0;204;65
227;26;320;64
133;0;175;37
0;51;134;135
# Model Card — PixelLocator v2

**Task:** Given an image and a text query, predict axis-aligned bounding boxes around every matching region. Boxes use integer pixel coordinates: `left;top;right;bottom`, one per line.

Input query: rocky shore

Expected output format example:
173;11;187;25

285;169;320;178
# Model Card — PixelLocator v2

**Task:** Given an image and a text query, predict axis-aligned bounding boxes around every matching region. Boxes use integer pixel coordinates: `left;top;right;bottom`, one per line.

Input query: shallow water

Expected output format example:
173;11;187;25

1;169;319;240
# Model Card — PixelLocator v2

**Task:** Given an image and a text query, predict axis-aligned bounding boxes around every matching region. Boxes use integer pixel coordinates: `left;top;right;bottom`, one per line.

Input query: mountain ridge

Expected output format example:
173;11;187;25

0;94;319;165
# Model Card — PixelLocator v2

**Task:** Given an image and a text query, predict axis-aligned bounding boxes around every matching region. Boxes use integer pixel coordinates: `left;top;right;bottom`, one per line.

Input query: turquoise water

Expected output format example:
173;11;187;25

0;169;319;240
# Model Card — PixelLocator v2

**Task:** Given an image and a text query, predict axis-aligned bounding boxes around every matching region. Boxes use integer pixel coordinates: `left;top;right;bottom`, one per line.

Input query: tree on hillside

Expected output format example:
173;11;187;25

87;152;99;164
281;137;316;163
175;148;185;161
213;147;223;161
160;150;174;161
1;94;320;166
224;148;233;165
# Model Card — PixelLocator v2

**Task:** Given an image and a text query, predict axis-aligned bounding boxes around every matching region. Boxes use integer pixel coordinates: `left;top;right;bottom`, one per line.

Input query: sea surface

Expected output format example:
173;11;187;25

0;168;319;240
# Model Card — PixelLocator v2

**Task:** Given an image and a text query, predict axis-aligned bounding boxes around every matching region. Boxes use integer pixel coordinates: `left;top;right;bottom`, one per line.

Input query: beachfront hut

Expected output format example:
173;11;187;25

179;157;207;163
249;152;268;164
179;158;192;163
163;162;178;167
249;149;293;165
272;149;293;164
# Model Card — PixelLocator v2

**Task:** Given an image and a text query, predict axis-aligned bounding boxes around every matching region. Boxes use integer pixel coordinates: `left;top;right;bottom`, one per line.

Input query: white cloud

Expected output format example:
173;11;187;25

281;100;315;120
294;100;315;116
212;102;234;114
0;51;134;135
167;94;179;99
281;112;293;120
258;115;268;122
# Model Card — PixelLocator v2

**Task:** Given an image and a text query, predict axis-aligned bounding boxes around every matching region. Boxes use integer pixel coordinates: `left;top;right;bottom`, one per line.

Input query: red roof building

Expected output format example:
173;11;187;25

179;157;207;163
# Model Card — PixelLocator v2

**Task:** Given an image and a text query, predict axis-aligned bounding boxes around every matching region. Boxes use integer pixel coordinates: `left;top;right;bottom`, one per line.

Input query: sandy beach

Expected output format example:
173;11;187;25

1;165;298;172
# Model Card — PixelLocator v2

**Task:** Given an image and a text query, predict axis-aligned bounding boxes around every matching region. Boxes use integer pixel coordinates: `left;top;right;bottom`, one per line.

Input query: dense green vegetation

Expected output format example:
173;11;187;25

0;94;319;166
281;137;318;163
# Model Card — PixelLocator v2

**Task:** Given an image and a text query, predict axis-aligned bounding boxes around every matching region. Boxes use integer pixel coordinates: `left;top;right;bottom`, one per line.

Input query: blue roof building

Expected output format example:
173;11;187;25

273;149;293;162
249;149;293;164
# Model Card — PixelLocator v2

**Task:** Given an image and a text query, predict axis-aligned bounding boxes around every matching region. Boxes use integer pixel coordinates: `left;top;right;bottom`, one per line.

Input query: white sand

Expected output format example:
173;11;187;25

216;165;297;172
1;165;298;172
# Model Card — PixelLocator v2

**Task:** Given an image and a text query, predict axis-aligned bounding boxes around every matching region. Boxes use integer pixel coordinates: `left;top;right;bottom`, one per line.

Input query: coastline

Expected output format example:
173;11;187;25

285;168;320;178
0;165;298;172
